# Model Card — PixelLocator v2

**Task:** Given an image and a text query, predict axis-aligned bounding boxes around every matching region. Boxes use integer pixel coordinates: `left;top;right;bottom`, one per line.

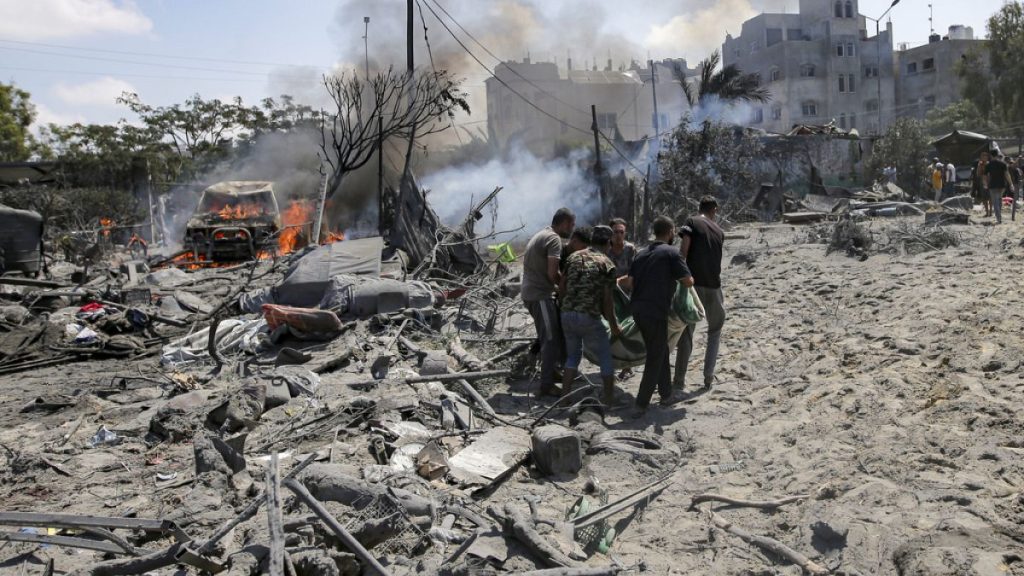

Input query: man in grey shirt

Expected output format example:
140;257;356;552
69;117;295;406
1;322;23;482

606;217;637;283
522;208;575;396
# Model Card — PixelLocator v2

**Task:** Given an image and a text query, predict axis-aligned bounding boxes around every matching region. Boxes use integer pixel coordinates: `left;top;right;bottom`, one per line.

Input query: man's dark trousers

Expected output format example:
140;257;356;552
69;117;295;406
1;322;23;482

634;314;671;407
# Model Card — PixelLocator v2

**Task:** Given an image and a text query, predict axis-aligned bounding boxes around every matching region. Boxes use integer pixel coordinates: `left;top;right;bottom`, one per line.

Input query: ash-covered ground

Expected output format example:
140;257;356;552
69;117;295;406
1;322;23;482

0;215;1022;575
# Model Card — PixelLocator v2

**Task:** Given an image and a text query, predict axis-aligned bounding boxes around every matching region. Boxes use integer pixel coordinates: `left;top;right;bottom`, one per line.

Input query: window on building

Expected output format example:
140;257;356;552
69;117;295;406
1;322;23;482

800;63;817;77
802;101;818;117
597;113;618;130
837;43;845;57
923;95;936;109
923;58;935;70
787;28;803;41
846;42;855;56
766;28;783;46
753;108;764;124
848;74;856;92
834;1;843;17
844;1;854;18
838;75;846;93
770;67;782;82
866;99;879;112
849;113;856;129
907;62;918;74
865;65;879;78
753;73;762;86
840;113;847;129
772;105;783;120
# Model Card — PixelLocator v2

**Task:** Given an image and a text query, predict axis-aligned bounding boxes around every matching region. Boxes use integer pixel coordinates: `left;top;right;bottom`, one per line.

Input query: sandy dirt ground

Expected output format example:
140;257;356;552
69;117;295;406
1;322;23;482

0;214;1022;575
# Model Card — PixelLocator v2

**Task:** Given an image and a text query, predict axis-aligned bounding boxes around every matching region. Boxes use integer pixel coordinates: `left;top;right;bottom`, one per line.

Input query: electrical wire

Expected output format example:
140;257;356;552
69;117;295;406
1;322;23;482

427;0;591;117
421;0;652;178
0;45;319;79
0;37;329;68
418;0;591;136
0;65;272;84
415;0;463;146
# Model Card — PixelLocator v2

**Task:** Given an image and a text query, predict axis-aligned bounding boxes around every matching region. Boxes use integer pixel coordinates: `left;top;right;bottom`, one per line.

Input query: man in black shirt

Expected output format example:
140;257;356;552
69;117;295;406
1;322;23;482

628;216;694;418
675;195;726;391
984;152;1016;224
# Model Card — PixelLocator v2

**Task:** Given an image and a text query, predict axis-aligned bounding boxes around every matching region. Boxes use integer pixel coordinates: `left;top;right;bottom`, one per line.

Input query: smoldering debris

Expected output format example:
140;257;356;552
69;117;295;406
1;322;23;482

1;171;1022;576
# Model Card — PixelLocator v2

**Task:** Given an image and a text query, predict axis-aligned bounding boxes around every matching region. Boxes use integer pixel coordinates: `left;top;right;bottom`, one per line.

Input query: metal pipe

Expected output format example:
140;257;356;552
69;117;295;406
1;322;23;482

283;477;393;576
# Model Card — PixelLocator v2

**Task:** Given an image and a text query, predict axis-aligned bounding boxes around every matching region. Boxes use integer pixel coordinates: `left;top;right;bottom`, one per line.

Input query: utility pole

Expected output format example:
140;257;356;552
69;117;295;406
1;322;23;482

377;116;384;236
363;17;370;81
407;0;414;76
649;59;660;150
591;104;606;220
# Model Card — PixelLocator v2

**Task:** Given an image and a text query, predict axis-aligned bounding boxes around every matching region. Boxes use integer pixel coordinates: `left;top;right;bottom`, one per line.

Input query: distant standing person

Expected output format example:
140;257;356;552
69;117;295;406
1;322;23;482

628;216;694;418
973;151;991;217
931;158;944;202
944;161;956;198
559;225;621;405
1003;156;1019;219
675;195;727;391
606;218;637;282
522;208;575;396
984;153;1015;224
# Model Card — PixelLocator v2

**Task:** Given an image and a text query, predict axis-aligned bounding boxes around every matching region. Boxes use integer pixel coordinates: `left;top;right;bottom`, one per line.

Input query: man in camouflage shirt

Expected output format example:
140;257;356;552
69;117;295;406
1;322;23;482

559;225;621;405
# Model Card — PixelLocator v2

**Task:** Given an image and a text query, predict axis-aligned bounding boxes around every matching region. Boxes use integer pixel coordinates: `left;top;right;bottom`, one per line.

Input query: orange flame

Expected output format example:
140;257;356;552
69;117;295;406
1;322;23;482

323;231;345;244
279;200;315;254
215;202;265;220
99;217;114;238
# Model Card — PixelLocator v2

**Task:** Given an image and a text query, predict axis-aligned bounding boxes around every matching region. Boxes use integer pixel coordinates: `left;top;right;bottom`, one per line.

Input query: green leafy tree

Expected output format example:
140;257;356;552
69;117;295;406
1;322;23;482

923;100;995;137
867;118;931;197
657;116;764;219
0;82;42;161
958;2;1024;126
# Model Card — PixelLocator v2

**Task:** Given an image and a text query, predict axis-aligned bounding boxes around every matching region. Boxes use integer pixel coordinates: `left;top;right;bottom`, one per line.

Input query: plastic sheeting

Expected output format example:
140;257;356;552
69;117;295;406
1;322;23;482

583;284;704;369
161;318;267;366
238;237;384;311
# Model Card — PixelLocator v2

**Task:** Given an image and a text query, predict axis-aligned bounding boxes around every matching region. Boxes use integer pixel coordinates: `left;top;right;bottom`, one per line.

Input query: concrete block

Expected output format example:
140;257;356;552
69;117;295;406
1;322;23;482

531;424;582;476
418;351;451;376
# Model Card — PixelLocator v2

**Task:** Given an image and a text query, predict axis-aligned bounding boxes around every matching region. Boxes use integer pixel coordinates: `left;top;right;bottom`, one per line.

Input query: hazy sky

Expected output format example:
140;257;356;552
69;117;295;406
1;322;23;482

0;0;1006;130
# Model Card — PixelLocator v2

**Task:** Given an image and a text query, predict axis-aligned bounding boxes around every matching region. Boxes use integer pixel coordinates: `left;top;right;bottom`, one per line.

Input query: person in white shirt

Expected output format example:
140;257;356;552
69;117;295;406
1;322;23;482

944;161;956;198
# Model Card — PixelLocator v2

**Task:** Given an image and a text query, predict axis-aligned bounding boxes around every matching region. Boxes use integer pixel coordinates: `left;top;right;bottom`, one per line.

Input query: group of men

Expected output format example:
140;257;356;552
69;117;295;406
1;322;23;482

969;151;1021;223
520;196;726;419
929;158;957;202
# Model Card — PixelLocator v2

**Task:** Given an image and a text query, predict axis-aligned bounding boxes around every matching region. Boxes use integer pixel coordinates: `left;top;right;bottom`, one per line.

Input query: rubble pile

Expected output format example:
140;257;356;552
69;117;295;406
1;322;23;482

0;224;682;576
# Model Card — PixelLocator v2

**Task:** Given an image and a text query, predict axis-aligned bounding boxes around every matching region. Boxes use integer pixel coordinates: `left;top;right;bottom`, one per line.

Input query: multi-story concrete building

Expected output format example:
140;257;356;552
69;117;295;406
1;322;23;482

894;26;989;120
722;0;897;135
485;59;692;157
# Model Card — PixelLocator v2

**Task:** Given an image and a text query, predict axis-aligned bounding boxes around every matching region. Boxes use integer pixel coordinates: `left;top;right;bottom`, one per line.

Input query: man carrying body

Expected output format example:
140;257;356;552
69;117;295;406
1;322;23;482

606;218;637;283
674;195;727;392
559;225;621;405
522;208;575;396
628;216;694;418
984;153;1015;224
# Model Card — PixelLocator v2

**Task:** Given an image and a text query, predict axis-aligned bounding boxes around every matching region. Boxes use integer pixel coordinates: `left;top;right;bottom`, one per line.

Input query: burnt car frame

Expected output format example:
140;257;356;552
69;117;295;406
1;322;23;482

185;181;282;263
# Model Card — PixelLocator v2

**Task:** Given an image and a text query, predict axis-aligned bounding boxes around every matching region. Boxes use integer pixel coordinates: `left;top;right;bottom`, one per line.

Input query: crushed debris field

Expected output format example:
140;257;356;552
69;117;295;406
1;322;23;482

1;215;1021;576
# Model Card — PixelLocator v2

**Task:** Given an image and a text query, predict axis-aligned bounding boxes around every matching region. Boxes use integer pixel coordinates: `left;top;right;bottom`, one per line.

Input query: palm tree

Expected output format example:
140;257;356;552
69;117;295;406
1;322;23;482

673;50;771;109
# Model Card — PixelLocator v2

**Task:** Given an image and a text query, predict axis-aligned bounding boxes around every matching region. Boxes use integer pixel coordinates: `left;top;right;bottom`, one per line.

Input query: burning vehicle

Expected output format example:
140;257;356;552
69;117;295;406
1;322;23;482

185;181;284;263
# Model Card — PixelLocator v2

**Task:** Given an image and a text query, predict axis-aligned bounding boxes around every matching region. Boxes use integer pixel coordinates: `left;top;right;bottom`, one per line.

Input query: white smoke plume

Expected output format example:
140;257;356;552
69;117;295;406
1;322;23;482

421;145;598;240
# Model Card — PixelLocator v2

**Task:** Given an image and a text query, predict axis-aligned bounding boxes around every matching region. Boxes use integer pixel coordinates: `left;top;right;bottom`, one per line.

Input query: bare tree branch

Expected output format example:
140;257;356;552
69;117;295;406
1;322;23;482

318;67;469;199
